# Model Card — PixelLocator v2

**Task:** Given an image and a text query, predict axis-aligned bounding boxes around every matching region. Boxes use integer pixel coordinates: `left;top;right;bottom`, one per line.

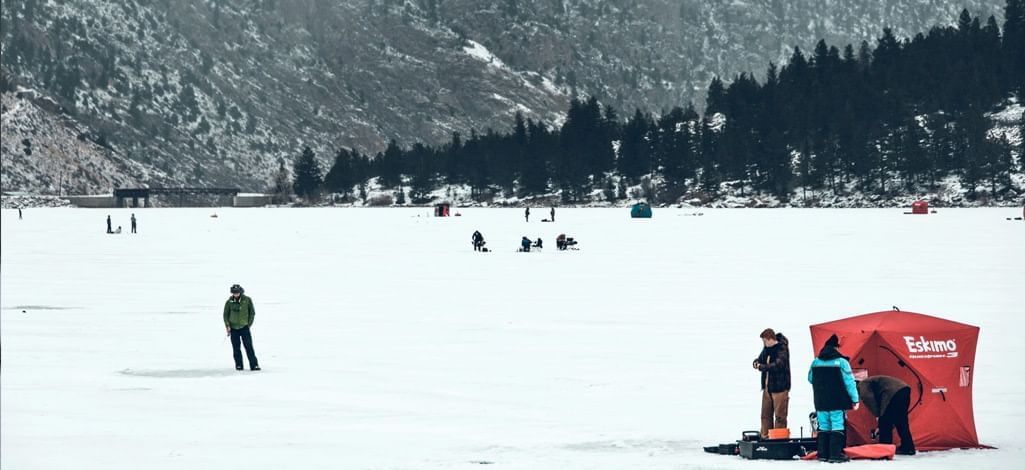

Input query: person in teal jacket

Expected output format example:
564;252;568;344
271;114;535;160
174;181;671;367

224;284;260;371
809;334;859;462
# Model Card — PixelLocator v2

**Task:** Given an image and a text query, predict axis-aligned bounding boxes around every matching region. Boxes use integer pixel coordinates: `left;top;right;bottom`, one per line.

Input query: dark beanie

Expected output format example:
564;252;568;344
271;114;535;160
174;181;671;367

824;334;840;349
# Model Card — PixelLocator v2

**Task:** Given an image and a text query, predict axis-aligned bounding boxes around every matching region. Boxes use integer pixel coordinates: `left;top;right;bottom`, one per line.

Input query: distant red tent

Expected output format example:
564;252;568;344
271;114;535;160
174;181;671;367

810;310;985;450
911;200;929;214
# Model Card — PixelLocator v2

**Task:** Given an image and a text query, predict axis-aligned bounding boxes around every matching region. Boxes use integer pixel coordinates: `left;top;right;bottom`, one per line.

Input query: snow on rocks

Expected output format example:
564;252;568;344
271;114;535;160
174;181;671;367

1;195;72;209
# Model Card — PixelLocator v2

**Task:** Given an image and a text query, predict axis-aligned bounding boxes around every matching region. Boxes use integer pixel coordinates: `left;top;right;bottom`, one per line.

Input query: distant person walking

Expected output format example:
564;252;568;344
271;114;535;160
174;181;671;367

131;213;137;233
550;206;555;222
18;208;22;219
525;207;530;222
223;284;260;371
106;215;112;234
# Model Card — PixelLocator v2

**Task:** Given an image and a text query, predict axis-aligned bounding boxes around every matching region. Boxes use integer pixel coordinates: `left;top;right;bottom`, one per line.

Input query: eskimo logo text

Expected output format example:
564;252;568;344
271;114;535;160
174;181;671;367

904;336;958;358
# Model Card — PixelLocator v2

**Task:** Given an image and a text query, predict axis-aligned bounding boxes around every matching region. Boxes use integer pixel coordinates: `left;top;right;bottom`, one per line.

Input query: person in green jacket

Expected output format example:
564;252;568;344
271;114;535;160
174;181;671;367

224;284;260;371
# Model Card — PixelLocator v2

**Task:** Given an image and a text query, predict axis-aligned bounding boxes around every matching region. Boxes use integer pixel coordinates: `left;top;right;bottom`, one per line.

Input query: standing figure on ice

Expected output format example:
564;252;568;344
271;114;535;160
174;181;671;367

223;284;260;371
550;206;555;222
809;334;859;463
524;206;530;222
472;230;485;251
753;328;790;439
106;214;112;234
857;375;916;455
131;213;137;233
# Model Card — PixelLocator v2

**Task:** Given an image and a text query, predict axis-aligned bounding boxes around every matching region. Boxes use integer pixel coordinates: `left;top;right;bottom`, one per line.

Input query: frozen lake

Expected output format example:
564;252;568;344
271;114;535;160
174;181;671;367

2;207;1023;469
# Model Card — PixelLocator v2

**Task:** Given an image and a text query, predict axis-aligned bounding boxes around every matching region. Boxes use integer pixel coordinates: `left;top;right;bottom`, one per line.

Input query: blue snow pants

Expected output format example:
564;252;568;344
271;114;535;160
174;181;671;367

817;410;846;432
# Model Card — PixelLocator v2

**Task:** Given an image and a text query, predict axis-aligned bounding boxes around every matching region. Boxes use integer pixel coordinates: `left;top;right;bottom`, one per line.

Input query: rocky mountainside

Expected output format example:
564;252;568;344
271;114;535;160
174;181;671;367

2;89;160;194
0;0;1005;194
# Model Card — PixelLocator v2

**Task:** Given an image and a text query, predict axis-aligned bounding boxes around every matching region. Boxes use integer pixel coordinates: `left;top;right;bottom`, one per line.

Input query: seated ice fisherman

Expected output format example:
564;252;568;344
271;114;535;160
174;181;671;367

114;226;123;234
520;236;532;252
533;238;543;249
472;230;486;251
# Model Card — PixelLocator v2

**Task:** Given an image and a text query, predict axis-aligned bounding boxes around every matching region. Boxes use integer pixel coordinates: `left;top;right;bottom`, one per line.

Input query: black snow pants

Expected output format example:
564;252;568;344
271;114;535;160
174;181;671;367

230;326;259;370
878;387;915;452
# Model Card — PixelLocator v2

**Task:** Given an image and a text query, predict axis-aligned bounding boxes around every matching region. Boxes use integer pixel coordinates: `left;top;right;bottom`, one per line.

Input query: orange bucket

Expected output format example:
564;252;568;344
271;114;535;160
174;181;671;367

767;428;790;440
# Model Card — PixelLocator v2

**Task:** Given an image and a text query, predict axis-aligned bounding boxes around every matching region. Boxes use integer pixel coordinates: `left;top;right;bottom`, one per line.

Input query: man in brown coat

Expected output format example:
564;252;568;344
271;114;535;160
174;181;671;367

753;328;791;438
857;375;916;455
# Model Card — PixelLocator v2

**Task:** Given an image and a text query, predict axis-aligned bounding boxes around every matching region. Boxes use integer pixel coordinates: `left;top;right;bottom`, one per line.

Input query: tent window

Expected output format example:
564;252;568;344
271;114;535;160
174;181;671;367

960;365;971;387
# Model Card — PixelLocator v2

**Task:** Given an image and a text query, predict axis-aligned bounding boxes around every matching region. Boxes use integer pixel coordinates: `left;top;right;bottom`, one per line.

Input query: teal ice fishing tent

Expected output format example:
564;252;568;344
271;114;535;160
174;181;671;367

630;202;652;218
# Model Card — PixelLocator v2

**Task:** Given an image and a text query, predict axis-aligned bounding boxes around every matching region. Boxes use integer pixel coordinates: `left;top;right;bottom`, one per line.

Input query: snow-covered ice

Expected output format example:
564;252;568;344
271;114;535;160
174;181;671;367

2;207;1023;469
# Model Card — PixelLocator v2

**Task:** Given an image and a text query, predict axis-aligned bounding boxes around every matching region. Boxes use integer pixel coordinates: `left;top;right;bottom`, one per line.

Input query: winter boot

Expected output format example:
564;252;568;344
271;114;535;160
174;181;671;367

828;431;850;463
816;432;830;461
895;445;916;456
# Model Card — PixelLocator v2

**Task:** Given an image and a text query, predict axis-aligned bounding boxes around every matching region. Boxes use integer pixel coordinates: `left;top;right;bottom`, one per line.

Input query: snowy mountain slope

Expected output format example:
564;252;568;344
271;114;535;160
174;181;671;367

1;89;161;194
0;0;1006;193
436;0;1007;112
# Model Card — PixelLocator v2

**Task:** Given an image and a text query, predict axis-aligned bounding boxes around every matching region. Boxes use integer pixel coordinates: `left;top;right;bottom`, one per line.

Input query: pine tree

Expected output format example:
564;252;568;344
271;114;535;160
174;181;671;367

984;135;1015;195
1020;114;1025;156
957;105;989;197
408;142;435;203
270;162;292;204
699;114;724;193
324;148;356;199
655;105;698;201
378;139;405;188
521;118;552;195
443;132;464;184
897;115;929;189
617;109;653;182
587;98;617;179
706;77;726;115
293;146;323;201
464;130;492;201
1004;0;1025;96
794;139;812;198
926;116;956;187
558;98;592;200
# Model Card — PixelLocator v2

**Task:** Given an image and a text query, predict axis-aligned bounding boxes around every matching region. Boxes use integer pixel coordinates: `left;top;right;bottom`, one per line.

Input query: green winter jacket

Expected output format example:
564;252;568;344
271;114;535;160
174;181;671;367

223;294;255;329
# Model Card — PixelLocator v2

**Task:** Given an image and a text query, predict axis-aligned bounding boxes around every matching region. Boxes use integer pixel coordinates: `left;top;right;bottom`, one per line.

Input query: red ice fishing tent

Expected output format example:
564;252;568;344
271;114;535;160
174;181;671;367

810;310;985;451
911;200;929;214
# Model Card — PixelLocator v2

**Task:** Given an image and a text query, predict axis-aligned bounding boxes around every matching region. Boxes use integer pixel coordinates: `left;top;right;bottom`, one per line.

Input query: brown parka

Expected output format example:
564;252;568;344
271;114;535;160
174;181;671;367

857;375;911;417
754;333;791;393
